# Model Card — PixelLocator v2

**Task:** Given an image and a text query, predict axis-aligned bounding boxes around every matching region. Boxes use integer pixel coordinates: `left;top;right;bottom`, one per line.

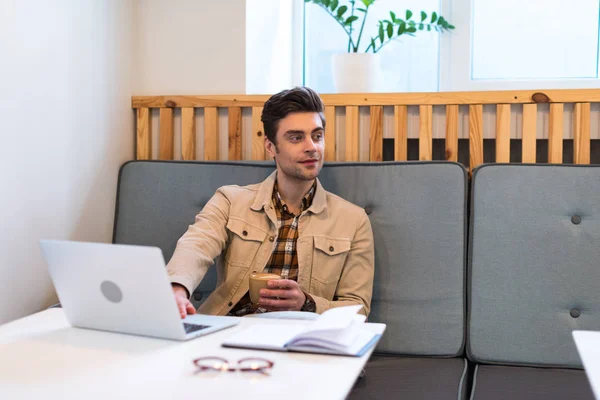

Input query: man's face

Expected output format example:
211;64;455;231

266;112;325;182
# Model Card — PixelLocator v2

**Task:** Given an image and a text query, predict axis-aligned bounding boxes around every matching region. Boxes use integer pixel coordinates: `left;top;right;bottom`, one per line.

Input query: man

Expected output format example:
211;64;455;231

168;86;374;318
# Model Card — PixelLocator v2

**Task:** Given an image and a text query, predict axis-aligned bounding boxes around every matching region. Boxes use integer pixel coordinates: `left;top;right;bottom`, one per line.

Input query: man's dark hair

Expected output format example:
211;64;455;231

261;86;326;144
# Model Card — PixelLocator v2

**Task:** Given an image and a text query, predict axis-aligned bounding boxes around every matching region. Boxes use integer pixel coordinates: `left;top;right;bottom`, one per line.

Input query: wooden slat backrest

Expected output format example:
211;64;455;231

522;104;537;163
132;89;600;166
203;107;218;161
369;106;383;162
181;107;195;161
445;105;459;162
469;105;484;172
394;105;408;161
574;103;591;164
136;107;151;160
324;106;336;161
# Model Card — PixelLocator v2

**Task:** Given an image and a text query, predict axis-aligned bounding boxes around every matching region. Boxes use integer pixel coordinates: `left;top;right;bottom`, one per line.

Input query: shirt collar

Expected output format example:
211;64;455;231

250;171;327;215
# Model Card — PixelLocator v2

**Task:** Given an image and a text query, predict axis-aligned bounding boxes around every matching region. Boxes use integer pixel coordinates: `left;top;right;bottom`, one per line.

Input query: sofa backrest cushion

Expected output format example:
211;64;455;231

468;164;600;367
114;161;468;356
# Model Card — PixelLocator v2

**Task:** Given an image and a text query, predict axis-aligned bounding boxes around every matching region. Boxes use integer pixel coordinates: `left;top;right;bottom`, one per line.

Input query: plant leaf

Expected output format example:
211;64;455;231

420;11;427;21
336;5;347;18
323;0;330;8
345;15;359;25
378;22;384;42
406;10;413;20
407;26;417;33
390;11;396;22
371;38;376;51
449;24;455;29
431;12;437;23
361;0;374;6
356;7;367;12
419;23;424;30
427;25;431;31
331;0;338;11
387;22;393;39
397;22;406;35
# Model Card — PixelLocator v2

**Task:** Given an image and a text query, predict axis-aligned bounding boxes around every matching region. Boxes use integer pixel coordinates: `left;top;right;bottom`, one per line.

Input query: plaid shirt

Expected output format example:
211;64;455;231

228;181;316;316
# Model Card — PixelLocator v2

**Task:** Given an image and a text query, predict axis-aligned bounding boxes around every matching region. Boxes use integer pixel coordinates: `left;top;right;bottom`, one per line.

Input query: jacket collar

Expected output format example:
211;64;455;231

250;171;327;215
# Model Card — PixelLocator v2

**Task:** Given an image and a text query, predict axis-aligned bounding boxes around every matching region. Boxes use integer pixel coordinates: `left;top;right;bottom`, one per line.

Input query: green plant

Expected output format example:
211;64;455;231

305;0;455;53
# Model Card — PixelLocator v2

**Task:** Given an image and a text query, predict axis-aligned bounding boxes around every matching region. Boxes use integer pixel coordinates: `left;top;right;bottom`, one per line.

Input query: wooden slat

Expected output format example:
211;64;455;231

495;104;511;162
251;107;264;161
132;89;600;108
445;105;458;162
522;104;537;163
369;106;383;161
469;104;484;172
228;106;242;160
419;105;433;161
204;107;218;161
548;103;564;164
345;106;359;161
573;102;591;164
394;105;408;161
136;107;151;160
324;106;337;161
159;108;174;160
181;107;195;160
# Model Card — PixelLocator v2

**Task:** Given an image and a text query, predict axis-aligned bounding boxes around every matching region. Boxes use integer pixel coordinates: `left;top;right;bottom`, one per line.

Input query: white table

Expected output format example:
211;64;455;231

573;330;600;400
0;309;385;400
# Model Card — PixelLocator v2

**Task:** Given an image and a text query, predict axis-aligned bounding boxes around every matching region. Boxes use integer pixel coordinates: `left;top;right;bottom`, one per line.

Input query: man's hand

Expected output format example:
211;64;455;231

172;284;196;319
258;279;306;311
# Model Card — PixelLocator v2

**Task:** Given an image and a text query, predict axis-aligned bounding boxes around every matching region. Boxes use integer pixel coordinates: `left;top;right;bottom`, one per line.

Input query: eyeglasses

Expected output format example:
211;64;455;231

192;357;274;375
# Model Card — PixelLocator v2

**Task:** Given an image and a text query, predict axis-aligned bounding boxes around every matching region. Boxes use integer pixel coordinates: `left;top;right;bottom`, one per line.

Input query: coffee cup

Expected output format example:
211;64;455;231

249;272;281;305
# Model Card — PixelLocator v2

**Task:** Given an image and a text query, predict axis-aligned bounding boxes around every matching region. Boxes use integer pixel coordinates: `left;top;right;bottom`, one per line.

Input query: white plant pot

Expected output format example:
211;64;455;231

331;53;381;93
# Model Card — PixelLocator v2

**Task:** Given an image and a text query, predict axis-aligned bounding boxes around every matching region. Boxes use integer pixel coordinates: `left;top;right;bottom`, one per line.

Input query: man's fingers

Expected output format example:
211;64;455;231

258;297;295;309
175;297;193;318
260;289;294;299
267;279;297;289
178;303;186;319
186;301;196;315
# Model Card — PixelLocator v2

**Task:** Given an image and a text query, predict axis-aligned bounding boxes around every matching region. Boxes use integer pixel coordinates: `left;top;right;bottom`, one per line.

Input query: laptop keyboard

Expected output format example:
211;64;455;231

183;323;211;335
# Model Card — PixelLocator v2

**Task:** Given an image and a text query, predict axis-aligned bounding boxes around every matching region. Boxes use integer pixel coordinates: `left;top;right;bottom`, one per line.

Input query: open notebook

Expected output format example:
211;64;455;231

222;305;385;357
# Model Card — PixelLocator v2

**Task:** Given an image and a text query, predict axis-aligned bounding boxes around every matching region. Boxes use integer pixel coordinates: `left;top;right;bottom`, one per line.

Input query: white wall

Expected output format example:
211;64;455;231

133;0;247;95
0;0;134;324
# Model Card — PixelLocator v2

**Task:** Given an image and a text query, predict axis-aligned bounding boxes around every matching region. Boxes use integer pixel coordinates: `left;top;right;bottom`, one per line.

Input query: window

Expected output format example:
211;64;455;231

301;0;600;92
441;0;600;91
303;0;442;93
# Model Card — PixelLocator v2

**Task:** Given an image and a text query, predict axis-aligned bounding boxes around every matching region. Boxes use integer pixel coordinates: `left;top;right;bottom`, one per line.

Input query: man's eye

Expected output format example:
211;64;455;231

313;133;324;141
290;136;302;142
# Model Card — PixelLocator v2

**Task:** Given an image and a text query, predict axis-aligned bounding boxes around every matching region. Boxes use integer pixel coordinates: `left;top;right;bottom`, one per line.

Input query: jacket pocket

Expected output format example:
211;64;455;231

310;236;352;299
225;218;267;268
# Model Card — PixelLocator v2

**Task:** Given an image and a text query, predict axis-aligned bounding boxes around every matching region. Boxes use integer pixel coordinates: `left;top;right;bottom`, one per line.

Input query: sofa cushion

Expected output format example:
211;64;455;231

114;161;467;356
348;356;468;400
468;164;600;367
114;161;274;303
470;364;594;400
318;162;467;357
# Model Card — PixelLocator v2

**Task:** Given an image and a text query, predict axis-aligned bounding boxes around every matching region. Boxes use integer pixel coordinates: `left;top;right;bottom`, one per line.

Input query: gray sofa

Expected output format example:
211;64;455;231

113;161;599;399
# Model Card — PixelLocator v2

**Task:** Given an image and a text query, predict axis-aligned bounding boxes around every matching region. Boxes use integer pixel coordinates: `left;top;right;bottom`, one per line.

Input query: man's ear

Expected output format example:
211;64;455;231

265;137;276;160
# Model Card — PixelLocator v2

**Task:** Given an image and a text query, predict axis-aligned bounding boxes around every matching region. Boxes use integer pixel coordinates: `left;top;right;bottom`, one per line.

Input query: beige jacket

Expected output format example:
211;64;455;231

166;171;374;316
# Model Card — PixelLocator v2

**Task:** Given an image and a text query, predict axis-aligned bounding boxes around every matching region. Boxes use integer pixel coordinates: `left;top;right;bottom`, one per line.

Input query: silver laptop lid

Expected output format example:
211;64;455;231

40;240;189;340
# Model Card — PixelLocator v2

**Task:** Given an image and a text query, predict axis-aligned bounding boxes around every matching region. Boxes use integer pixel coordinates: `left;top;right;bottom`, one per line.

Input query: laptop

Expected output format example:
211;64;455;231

40;239;239;341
